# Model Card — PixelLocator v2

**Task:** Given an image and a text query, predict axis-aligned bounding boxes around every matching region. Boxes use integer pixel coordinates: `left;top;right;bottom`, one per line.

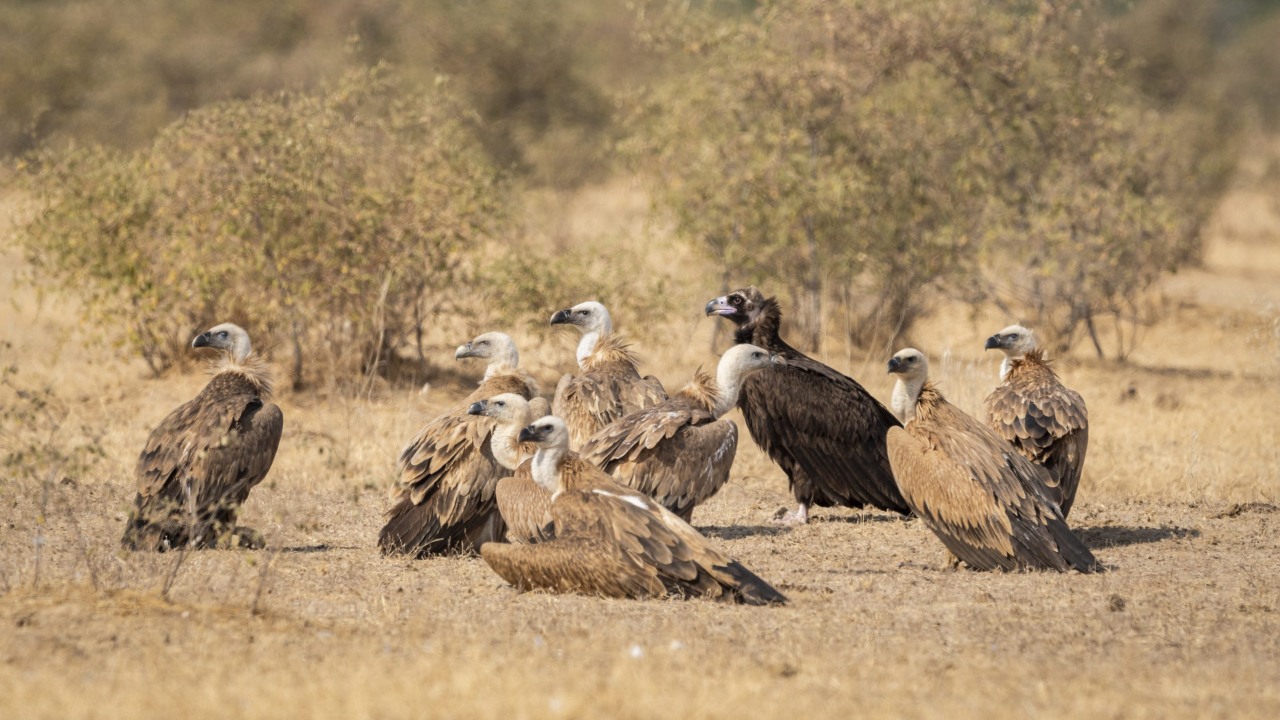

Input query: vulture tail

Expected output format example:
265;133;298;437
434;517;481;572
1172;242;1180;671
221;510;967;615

1048;518;1104;574
716;561;789;606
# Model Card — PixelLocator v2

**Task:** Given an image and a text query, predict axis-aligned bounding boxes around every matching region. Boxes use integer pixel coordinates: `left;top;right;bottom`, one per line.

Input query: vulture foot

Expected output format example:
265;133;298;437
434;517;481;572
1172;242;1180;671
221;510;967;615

228;526;266;550
771;503;810;526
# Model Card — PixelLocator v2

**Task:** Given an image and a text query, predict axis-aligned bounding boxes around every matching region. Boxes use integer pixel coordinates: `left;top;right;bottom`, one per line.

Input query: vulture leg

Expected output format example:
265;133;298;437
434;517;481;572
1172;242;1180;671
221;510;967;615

773;501;809;526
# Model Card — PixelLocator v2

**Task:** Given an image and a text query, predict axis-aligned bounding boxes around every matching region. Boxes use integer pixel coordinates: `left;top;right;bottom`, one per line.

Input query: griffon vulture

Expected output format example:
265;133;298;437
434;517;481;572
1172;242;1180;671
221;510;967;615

581;344;784;522
467;393;554;544
378;332;539;557
549;301;667;447
884;348;1100;573
984;325;1089;517
480;416;788;605
121;323;283;551
705;287;909;524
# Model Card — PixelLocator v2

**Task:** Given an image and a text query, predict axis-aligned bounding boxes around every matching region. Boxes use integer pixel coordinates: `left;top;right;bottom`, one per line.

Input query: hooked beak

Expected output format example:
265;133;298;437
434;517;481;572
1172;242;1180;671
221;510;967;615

455;342;474;360
467;401;486;416
984;334;1001;351
192;332;211;349
771;354;786;367
705;297;736;317
549;309;572;325
887;356;902;374
517;426;537;443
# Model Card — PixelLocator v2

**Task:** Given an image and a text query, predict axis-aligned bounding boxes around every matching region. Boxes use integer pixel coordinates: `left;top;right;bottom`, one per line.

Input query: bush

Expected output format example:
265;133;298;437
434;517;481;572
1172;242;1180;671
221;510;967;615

18;66;509;388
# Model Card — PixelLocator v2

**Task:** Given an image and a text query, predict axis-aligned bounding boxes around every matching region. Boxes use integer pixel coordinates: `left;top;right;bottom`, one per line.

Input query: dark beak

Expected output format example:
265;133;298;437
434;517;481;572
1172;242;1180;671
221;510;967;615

549;309;571;325
984;335;1001;350
455;342;473;360
192;333;211;349
517;426;537;443
705;297;735;317
887;356;902;373
467;401;485;416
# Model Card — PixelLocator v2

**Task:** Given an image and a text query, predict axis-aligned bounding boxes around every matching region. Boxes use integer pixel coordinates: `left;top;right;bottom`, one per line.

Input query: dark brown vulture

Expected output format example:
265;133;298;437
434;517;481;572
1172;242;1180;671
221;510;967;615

121;323;283;551
378;332;539;557
984;325;1089;517
467;393;553;545
705;287;909;524
480;416;788;605
884;348;1100;573
581;344;784;522
550;300;667;448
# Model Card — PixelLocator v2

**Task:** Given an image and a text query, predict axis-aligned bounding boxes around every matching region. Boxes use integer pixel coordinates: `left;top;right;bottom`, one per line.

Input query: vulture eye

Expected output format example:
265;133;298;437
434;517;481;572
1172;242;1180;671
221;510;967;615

578;310;589;316
218;331;229;339
495;400;505;407
730;296;742;306
477;340;489;346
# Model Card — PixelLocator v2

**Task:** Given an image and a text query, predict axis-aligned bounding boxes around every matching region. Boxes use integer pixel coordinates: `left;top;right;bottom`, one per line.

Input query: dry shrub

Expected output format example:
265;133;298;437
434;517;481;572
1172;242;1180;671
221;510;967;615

17;65;508;389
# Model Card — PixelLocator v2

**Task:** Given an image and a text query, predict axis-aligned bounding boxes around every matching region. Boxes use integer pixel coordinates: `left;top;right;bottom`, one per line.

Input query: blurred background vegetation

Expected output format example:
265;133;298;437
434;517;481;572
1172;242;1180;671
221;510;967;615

4;0;1279;389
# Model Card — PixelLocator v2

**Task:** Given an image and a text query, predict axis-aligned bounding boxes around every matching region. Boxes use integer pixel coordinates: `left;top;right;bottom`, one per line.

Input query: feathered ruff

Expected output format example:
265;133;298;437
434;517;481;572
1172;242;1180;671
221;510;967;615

581;334;642;371
674;366;719;412
212;352;275;398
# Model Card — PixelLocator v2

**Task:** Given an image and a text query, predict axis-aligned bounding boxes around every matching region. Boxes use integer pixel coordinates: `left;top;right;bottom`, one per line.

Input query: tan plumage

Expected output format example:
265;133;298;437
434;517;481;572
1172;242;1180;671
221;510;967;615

550;301;667;448
468;393;553;544
984;326;1089;517
379;332;537;557
121;323;283;551
885;348;1100;573
480;417;788;605
581;344;784;521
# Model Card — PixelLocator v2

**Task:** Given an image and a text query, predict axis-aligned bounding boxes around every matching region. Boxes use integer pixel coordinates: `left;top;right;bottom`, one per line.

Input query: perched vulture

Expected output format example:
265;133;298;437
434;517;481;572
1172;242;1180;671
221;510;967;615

378;332;539;557
550;301;667;448
884;348;1100;573
581;344;784;522
480;416;788;605
121;323;283;551
467;393;554;545
705;287;909;524
984;325;1089;517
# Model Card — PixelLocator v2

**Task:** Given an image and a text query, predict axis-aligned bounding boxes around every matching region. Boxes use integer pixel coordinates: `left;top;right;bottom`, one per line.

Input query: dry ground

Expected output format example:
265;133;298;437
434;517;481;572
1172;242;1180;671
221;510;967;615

2;165;1279;719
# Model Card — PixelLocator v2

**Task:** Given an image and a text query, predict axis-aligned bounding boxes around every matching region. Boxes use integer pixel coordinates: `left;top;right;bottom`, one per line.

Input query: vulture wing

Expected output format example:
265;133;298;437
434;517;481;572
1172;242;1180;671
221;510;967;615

495;463;555;544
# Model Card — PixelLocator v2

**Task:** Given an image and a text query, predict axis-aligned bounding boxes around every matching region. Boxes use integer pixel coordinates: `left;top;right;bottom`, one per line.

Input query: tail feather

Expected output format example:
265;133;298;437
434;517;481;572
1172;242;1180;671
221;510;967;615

714;561;788;606
1048;518;1104;573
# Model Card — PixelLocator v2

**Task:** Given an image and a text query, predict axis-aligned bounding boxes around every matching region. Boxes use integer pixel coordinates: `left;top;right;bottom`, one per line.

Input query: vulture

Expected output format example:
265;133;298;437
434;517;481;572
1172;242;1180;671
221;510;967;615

480;416;788;605
984;325;1089;517
550;301;667;448
378;332;540;557
581;344;785;522
884;348;1100;573
121;323;283;551
705;287;909;524
467;393;554;545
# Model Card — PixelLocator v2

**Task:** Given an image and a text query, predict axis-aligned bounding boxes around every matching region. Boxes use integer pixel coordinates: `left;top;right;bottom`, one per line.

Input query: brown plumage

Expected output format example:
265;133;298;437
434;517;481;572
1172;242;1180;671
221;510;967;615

885;348;1100;573
984;325;1089;517
468;393;553;544
550;301;667;448
121;323;283;551
379;332;538;557
706;288;909;524
581;344;784;522
480;416;788;605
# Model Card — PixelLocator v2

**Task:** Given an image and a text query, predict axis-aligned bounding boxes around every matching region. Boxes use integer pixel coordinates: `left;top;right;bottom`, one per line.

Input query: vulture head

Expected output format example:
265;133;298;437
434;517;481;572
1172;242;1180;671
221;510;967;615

468;393;533;426
193;323;252;363
984;324;1038;359
713;343;785;416
705;287;770;326
887;348;929;422
456;332;520;378
518;415;570;450
549;301;612;336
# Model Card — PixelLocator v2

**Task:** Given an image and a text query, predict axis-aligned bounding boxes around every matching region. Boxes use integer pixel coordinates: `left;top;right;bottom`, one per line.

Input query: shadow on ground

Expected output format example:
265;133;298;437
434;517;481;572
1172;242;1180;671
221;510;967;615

1076;525;1200;548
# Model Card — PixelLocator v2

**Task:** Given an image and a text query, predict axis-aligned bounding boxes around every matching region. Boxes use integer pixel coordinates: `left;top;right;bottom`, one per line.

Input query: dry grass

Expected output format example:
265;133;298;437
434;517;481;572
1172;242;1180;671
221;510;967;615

2;156;1280;720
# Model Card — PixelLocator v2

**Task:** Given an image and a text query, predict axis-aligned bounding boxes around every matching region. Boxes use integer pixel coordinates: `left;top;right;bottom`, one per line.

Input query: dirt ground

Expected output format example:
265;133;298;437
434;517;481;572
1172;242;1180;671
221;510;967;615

1;171;1278;719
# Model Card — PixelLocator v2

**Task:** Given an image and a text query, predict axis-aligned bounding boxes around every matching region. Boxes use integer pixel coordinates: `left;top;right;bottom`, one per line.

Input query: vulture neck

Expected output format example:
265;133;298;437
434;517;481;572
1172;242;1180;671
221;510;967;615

490;418;530;471
483;348;520;380
576;325;611;367
892;375;925;424
215;353;274;397
999;354;1020;381
712;362;749;418
531;444;567;494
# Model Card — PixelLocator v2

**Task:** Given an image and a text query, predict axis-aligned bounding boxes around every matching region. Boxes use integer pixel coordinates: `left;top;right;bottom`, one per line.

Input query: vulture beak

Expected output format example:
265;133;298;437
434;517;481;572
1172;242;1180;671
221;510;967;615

984;334;1001;350
455;342;474;360
770;354;786;367
549;309;572;325
705;297;735;317
887;356;902;374
517;426;538;443
467;401;486;416
192;332;211;349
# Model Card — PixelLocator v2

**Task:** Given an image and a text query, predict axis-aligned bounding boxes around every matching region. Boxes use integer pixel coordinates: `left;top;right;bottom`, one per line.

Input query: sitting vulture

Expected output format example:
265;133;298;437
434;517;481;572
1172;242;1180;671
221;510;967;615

467;393;554;544
550;301;667;448
121;323;283;551
984;325;1089;517
480;416;788;605
884;348;1100;573
378;332;540;557
705;287;909;524
581;344;784;522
